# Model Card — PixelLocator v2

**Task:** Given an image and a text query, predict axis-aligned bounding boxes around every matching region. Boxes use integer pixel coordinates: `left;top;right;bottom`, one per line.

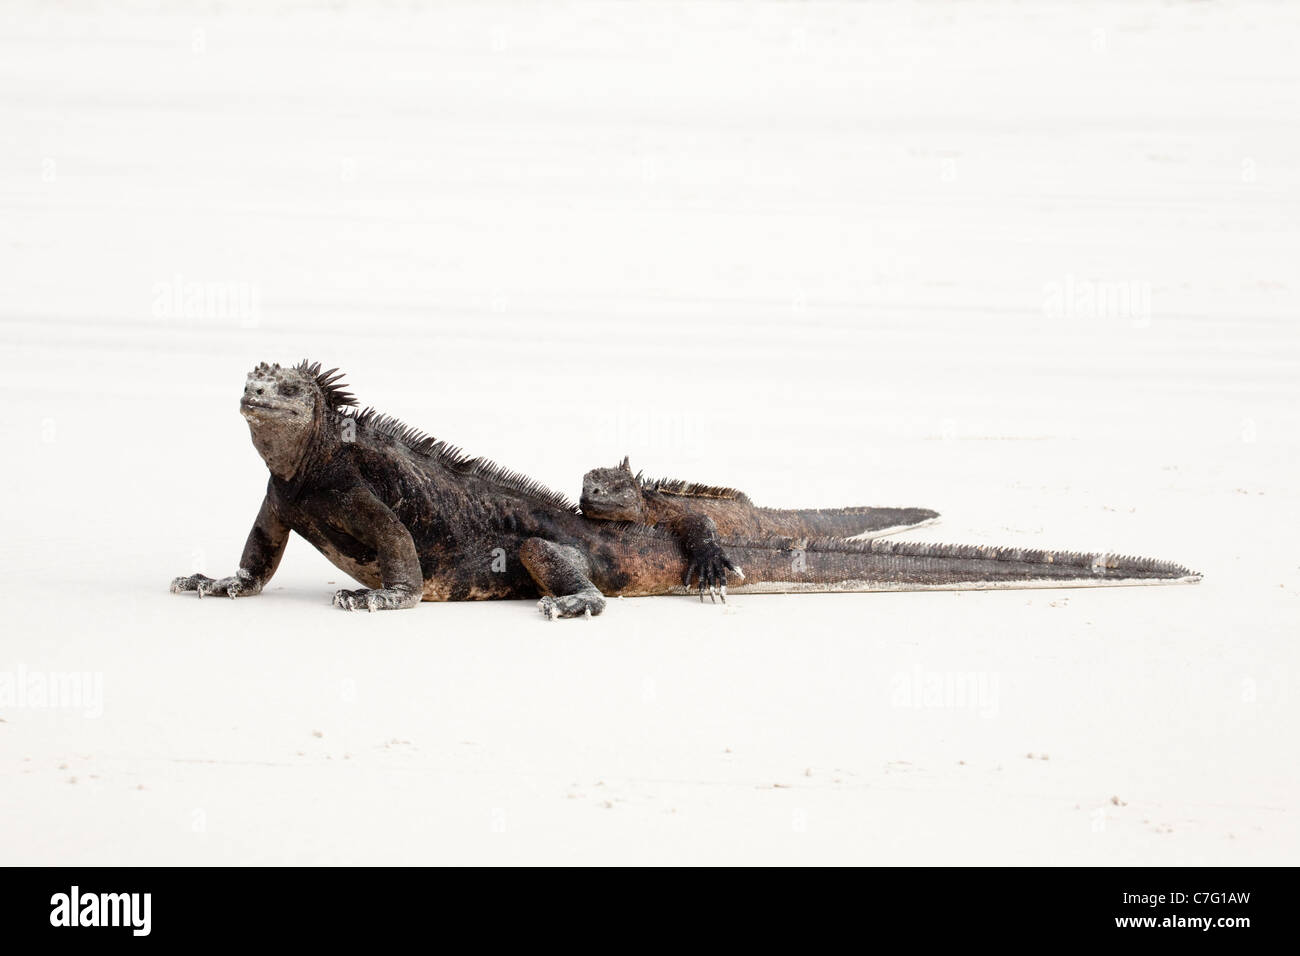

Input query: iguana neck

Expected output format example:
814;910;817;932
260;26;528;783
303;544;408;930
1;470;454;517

249;400;339;483
639;490;671;524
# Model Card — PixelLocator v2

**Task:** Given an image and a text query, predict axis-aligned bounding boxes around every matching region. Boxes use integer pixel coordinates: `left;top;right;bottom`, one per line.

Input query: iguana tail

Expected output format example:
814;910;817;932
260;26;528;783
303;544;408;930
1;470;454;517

757;506;940;539
710;536;1201;594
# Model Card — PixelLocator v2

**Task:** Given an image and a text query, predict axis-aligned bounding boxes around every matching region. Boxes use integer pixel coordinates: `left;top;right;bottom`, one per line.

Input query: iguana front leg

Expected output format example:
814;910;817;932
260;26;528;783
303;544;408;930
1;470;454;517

328;488;424;611
170;495;289;598
520;538;606;620
670;512;743;603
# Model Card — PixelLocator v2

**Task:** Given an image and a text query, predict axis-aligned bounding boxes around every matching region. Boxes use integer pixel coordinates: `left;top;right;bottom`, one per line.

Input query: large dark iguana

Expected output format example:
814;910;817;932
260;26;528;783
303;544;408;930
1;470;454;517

580;457;938;598
170;361;1202;618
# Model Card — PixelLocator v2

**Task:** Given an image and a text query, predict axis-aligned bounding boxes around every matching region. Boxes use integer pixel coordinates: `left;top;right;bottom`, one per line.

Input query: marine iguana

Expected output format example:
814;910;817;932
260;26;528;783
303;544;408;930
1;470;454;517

580;457;938;595
169;361;1201;618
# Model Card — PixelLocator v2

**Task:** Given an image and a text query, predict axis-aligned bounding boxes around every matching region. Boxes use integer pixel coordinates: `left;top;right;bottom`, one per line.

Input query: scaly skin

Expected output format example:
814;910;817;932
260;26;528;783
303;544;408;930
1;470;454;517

170;362;1201;619
580;457;938;599
587;533;1202;599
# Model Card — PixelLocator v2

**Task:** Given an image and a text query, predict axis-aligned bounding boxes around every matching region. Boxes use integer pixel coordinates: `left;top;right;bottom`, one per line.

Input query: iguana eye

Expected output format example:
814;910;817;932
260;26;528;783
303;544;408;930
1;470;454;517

280;382;300;397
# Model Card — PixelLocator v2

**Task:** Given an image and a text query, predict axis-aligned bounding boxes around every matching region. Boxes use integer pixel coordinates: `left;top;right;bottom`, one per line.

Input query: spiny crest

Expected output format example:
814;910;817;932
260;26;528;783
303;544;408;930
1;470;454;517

643;475;752;505
342;406;579;514
248;361;282;384
295;360;358;410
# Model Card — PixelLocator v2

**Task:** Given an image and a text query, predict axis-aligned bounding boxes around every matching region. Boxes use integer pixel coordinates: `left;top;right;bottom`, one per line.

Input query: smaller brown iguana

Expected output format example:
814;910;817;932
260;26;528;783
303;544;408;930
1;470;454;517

580;457;939;600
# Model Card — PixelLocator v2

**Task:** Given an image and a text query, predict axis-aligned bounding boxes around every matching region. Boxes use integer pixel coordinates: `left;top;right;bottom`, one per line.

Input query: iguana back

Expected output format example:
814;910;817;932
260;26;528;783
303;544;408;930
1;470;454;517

653;478;938;539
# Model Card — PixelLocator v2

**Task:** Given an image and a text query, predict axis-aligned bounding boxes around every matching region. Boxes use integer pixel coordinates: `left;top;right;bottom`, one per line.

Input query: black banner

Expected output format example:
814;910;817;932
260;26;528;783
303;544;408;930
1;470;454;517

0;866;1288;944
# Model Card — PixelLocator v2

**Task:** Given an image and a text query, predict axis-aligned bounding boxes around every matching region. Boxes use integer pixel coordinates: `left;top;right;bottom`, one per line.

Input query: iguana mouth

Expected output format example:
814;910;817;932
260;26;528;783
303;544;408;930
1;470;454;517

240;398;296;416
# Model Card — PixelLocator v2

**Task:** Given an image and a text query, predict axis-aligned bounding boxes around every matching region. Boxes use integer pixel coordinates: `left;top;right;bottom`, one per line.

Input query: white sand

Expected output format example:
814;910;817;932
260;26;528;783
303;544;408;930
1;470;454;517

1;0;1296;865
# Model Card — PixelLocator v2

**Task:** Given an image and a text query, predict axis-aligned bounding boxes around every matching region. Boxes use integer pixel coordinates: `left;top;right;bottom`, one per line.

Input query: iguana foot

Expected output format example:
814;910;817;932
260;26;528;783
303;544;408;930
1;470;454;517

170;571;258;599
684;544;744;604
332;587;419;612
537;591;606;620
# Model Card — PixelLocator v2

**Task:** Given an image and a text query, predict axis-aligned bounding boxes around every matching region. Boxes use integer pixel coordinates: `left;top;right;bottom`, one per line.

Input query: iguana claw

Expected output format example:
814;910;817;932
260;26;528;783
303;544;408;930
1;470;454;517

171;572;255;599
332;587;418;612
537;591;605;619
684;543;740;604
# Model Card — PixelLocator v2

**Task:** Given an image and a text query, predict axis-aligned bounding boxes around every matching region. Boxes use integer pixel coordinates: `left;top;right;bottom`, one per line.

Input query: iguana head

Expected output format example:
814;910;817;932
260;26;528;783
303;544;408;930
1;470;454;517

240;361;355;479
580;456;645;521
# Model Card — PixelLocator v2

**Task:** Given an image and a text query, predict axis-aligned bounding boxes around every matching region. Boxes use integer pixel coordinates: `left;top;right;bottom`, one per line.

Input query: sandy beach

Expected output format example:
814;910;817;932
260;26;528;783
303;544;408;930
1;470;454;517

1;0;1297;864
